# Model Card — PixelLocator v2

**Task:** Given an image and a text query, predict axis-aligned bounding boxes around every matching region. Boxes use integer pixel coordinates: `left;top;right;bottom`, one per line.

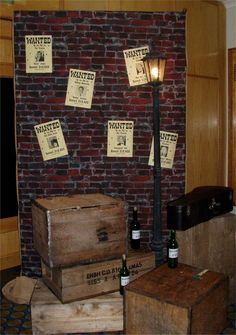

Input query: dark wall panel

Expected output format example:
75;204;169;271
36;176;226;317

0;78;18;218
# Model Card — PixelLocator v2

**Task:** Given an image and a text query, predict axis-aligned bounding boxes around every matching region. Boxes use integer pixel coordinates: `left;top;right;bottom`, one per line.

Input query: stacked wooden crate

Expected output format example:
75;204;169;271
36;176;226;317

31;193;128;270
31;280;124;334
125;263;228;334
31;193;155;333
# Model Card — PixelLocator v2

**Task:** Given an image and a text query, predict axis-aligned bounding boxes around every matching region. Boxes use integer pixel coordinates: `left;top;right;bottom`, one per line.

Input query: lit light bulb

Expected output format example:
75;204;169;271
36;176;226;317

151;67;158;80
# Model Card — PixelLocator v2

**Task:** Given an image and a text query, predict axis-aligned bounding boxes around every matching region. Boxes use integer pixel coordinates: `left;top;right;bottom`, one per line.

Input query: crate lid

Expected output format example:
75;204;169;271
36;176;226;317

33;193;121;211
125;263;227;308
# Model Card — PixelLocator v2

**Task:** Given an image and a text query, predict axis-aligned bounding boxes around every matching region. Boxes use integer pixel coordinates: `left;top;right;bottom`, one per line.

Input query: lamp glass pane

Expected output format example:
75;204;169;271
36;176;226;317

143;60;151;82
143;55;166;82
143;54;166;83
149;58;159;81
158;58;166;82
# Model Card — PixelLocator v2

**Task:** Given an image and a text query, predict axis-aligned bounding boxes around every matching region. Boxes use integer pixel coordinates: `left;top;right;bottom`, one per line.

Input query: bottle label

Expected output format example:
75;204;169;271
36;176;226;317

132;230;140;240
121;276;130;286
169;248;178;258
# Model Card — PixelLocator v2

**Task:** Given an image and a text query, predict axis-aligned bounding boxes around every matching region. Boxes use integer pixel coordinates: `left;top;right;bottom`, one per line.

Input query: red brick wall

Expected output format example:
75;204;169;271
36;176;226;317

14;11;186;276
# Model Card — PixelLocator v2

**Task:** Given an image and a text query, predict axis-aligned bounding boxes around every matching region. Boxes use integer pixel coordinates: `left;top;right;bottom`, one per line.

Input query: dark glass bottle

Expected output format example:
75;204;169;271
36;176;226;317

119;254;130;295
167;229;178;268
130;206;140;249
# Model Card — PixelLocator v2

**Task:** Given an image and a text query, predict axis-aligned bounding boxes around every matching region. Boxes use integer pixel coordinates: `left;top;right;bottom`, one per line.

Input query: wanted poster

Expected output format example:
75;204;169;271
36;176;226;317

34;120;68;161
148;131;178;169
107;120;134;157
65;68;96;109
25;35;52;73
123;46;149;86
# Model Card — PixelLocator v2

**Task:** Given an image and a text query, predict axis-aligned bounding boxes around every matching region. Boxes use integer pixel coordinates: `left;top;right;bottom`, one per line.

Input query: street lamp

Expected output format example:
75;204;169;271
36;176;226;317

142;52;167;266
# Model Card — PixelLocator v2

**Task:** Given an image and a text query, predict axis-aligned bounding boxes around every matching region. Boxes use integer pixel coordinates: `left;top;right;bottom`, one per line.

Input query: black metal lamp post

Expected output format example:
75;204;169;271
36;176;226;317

142;52;167;266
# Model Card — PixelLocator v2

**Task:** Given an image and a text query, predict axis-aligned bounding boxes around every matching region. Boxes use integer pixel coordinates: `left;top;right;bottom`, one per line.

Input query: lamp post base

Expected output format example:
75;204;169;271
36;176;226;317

150;239;164;267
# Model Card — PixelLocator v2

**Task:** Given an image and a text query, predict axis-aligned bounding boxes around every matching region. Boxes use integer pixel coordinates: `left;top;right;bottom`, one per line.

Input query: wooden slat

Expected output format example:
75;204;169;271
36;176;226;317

0;216;18;234
0;230;20;256
0;229;21;270
63;0;116;10
0;3;13;20
13;0;61;10
186;1;219;78
63;0;176;11
31;280;123;334
176;1;226;192
217;1;227;187
0;19;12;39
228;48;236;205
119;0;176;11
0;38;13;64
0;252;21;271
0;34;13;77
0;216;20;270
186;75;224;191
0;63;13;77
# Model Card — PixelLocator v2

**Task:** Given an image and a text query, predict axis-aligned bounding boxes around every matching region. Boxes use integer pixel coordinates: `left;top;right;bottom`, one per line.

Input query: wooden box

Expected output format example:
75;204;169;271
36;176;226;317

42;250;155;303
31;279;123;335
32;193;127;268
125;263;228;335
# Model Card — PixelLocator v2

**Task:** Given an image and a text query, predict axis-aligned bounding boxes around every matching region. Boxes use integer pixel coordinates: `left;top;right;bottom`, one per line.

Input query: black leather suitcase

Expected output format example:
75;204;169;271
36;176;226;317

167;186;233;231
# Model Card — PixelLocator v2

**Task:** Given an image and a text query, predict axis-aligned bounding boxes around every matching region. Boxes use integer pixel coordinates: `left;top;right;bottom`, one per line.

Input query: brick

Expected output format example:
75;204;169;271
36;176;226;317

14;10;186;275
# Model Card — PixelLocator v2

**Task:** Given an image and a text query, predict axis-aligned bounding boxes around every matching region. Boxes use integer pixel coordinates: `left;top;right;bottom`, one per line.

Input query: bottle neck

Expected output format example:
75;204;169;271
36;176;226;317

133;207;138;220
122;255;127;268
170;229;176;239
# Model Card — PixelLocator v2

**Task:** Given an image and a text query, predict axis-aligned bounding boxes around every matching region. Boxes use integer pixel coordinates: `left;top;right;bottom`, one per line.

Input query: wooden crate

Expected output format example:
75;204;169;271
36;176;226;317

176;213;236;302
32;193;127;268
31;279;123;335
125;263;228;335
42;250;155;303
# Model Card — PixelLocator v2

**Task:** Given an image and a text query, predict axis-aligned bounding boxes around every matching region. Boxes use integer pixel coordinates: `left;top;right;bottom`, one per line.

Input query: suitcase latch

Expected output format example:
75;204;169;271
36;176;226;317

209;198;221;212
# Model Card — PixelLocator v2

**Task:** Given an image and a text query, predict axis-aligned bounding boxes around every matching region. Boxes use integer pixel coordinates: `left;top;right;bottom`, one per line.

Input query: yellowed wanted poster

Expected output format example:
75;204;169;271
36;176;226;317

34;120;68;161
107;120;134;157
148;131;178;169
65;68;96;109
123;46;149;86
25;35;52;73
